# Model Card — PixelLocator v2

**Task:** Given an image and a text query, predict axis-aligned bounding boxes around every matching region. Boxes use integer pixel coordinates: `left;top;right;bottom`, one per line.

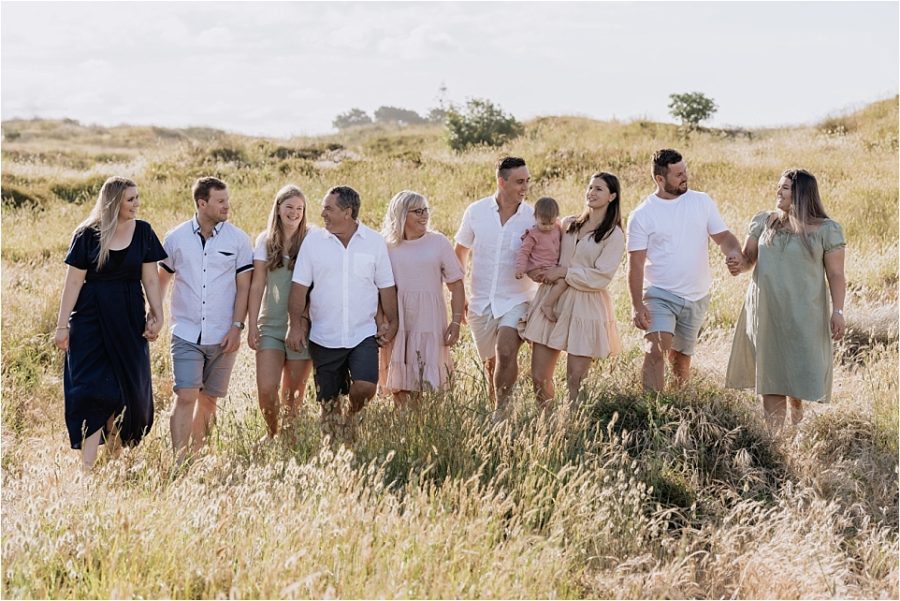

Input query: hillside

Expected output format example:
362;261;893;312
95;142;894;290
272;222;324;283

1;98;898;598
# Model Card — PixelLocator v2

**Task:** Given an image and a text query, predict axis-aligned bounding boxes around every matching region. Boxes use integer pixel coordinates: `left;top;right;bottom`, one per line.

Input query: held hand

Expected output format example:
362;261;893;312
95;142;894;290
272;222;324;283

527;267;546;283
247;324;260;351
830;311;846;341
725;251;743;276
286;320;309;352
632;304;651;331
54;328;69;351
143;314;162;341
444;322;461;347
377;320;398;347
220;327;242;353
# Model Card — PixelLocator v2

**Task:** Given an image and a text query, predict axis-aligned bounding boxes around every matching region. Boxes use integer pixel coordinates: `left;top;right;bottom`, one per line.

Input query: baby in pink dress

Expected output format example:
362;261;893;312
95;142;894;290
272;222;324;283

515;197;568;322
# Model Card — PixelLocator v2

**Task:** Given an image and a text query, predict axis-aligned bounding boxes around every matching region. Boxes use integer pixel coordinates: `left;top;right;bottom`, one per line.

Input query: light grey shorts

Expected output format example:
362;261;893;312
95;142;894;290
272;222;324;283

644;286;710;356
468;302;529;361
171;335;239;398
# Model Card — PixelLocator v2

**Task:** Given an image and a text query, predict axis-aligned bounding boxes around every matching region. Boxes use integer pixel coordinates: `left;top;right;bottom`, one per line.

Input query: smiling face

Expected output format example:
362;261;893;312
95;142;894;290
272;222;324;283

498;166;530;203
403;204;429;240
198;187;230;224
118;186;140;222
321;192;353;234
775;175;793;212
585;176;616;210
656;161;689;198
278;194;305;232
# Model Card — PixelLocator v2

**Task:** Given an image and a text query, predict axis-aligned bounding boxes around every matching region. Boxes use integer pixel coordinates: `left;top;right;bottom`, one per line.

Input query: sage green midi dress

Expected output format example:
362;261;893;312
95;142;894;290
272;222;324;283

725;211;846;402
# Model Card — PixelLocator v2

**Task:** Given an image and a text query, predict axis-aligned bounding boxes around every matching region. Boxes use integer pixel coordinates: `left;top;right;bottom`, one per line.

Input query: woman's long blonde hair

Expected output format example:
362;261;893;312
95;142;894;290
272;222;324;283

761;168;829;255
381;190;428;246
265;184;308;271
75;176;136;270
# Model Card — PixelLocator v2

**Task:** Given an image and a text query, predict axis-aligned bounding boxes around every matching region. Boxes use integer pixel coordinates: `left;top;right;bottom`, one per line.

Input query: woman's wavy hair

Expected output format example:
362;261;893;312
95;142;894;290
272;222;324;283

567;172;622;243
75;176;137;270
761;168;829;255
265;184;308;271
381;190;429;246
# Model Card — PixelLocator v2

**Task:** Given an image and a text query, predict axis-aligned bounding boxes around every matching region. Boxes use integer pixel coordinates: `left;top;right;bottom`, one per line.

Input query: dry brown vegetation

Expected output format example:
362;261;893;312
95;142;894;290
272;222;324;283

2;98;898;598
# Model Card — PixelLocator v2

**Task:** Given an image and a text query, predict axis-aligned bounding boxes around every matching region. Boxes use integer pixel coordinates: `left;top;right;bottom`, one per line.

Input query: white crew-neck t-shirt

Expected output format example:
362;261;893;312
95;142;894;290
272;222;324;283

626;189;728;301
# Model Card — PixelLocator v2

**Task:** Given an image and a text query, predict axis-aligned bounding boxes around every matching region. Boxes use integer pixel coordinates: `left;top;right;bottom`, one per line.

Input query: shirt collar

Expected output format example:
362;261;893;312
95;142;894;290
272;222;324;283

493;195;523;215
192;215;224;237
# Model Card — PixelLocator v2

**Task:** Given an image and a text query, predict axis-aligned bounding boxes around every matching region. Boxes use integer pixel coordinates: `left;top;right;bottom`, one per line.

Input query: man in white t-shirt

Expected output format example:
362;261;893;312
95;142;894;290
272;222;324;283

626;149;741;392
455;156;537;419
286;186;398;439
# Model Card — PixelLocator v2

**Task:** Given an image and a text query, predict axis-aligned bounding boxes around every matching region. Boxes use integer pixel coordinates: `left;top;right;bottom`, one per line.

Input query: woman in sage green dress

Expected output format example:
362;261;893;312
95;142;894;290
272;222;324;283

247;184;313;438
725;169;846;429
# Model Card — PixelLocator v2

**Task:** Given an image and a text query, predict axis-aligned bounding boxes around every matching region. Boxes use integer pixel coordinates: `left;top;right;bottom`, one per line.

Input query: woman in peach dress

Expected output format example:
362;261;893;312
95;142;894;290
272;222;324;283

378;191;466;406
522;172;626;406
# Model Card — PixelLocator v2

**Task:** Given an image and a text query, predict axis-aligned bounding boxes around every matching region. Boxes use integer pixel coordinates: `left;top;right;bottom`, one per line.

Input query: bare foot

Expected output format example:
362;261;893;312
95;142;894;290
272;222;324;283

540;303;558;322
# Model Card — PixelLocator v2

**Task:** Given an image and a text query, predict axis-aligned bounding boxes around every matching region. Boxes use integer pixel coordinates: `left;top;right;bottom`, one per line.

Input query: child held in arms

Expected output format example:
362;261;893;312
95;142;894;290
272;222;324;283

514;196;567;322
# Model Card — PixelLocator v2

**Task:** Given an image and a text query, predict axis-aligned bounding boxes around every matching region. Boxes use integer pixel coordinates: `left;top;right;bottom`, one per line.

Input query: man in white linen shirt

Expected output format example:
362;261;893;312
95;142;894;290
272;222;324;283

286;186;398;437
627;149;742;392
455;156;537;419
158;176;253;461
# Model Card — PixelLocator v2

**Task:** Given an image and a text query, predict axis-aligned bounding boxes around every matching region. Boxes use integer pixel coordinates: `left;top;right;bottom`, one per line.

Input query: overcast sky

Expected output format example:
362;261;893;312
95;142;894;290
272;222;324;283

2;1;898;138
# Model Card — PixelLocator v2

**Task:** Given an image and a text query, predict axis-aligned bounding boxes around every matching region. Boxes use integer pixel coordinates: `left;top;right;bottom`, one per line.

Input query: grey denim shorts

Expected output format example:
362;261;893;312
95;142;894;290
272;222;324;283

643;286;710;356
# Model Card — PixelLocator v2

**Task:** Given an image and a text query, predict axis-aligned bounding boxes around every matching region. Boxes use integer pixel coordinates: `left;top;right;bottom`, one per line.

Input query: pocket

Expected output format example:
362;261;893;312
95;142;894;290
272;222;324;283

352;253;375;279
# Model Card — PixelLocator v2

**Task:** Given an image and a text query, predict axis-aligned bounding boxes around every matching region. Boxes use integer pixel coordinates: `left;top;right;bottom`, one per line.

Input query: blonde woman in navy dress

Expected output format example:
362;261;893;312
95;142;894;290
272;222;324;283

54;176;166;471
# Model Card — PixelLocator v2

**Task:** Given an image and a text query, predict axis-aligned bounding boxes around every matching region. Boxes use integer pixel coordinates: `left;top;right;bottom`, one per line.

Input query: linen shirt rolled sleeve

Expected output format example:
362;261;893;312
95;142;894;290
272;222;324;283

454;205;475;249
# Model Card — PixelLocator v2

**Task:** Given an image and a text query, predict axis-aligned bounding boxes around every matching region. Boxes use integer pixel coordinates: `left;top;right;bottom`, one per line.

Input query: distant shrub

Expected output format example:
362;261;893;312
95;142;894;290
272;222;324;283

445;98;523;152
333;108;373;130
1;185;45;210
207;146;247;164
374;106;427;126
668;91;718;130
50;174;108;204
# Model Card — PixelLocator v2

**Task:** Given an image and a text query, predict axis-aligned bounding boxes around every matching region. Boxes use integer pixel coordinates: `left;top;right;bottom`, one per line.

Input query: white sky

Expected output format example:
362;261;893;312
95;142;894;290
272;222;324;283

2;1;898;138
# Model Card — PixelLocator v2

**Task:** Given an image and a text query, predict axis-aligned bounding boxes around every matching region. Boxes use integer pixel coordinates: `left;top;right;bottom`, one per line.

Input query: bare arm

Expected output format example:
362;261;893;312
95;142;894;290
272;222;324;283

444;279;465;346
628;250;649;331
157;265;173;300
247;260;267;350
711;229;742;264
221;270;252;352
54;266;87;350
141;262;164;340
727;236;759;275
824;248;846;340
377;285;399;346
286;282;310;351
454;243;470;324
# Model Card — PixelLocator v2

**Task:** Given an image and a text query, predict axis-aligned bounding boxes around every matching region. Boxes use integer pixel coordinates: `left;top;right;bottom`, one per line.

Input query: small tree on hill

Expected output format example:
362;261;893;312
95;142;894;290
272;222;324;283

333;108;372;130
668;92;718;130
373;106;427;126
445;98;523;152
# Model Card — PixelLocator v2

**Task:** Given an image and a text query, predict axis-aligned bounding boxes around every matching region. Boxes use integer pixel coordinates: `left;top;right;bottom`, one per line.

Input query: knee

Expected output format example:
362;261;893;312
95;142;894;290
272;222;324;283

174;389;198;408
496;345;519;368
258;382;280;401
350;380;377;401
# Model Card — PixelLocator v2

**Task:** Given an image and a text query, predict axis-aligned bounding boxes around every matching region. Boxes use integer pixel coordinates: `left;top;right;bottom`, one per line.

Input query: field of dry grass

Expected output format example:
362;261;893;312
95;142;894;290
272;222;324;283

2;97;897;598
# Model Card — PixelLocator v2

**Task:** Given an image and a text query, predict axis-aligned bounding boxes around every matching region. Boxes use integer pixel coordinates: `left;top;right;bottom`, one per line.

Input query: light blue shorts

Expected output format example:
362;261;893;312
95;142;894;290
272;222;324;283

643;286;710;356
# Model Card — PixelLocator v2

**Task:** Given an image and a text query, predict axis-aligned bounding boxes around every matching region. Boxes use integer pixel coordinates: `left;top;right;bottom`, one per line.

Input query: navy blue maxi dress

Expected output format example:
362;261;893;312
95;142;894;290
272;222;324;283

63;219;167;449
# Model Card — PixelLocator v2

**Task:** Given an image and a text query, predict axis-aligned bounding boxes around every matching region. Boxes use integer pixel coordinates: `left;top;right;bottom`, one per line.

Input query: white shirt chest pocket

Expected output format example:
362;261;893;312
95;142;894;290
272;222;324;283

352;252;375;279
210;249;236;269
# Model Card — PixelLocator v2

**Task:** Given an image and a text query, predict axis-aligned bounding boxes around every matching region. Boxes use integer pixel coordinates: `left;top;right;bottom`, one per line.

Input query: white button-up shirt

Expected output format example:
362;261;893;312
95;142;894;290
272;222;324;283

455;195;537;317
160;216;253;345
292;223;395;349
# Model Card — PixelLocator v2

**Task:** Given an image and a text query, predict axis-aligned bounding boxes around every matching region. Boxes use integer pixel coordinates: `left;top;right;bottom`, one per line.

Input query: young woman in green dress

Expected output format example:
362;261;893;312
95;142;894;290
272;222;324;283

725;169;847;429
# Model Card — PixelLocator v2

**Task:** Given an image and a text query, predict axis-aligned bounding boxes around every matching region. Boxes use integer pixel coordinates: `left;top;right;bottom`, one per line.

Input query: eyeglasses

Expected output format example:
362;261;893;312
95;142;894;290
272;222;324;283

409;207;430;216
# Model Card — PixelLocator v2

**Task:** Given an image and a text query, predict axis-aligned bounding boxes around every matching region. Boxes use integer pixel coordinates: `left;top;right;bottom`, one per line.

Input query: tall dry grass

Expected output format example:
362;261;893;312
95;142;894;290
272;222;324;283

2;98;898;598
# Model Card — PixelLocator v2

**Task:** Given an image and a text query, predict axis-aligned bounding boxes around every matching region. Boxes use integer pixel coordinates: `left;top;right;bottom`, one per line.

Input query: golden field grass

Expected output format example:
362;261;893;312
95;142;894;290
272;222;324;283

1;98;898;599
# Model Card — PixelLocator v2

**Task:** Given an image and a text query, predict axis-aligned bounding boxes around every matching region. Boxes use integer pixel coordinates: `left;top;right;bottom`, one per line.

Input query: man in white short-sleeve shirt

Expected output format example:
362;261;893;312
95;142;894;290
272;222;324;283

455;156;537;418
286;186;398;437
158;176;253;460
627;149;742;392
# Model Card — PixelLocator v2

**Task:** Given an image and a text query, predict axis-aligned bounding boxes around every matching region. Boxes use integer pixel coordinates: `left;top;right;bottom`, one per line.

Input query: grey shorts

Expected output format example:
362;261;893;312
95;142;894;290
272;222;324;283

170;335;239;398
644;286;710;356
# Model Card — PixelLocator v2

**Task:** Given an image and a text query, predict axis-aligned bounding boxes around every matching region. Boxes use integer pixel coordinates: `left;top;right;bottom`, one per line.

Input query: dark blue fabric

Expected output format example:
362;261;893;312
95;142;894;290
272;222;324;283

63;220;167;449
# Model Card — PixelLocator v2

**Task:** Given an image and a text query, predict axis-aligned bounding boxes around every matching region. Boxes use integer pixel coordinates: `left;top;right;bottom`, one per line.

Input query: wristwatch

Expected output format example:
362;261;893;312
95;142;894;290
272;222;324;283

834;309;843;316
231;321;245;330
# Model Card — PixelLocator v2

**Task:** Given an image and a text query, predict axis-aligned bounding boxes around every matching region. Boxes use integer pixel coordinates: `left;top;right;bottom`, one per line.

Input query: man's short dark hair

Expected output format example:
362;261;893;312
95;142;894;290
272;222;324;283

192;176;227;205
328;185;361;220
496;156;527;181
651;149;683;179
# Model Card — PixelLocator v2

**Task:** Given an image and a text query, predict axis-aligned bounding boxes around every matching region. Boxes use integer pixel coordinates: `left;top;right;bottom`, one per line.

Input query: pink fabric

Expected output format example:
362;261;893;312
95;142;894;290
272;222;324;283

378;231;464;392
515;222;562;273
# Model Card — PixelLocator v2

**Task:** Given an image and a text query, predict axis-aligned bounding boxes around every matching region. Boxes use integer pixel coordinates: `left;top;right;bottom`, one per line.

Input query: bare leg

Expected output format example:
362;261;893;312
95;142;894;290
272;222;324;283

565;354;593;404
256;349;286;438
348;380;376;415
170;388;199;462
392;391;411;409
642;331;673;392
80;428;103;472
530;342;561;409
281;358;312;434
191;391;218;454
494;326;524;411
482;356;497;405
668;349;692;388
788;397;804;426
762;394;788;431
540;280;569;323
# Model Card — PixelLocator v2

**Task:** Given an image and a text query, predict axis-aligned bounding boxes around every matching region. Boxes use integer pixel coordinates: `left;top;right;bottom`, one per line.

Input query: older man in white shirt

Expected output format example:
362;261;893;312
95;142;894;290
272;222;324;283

158;176;253;461
455;156;537;418
286;186;398;438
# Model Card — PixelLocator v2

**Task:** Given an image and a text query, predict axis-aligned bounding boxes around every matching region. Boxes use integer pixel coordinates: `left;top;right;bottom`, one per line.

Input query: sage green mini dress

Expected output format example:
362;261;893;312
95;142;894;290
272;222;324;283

254;232;311;361
725;212;845;402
